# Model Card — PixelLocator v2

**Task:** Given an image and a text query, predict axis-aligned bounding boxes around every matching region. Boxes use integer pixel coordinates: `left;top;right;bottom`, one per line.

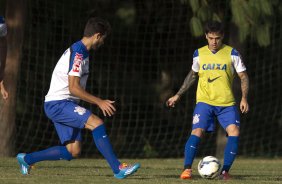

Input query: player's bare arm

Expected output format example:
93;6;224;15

237;71;249;113
68;75;116;116
166;70;198;107
0;33;8;99
0;80;8;99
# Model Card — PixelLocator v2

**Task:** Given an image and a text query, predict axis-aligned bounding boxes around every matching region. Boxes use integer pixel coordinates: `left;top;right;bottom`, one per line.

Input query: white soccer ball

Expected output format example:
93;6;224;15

198;156;221;179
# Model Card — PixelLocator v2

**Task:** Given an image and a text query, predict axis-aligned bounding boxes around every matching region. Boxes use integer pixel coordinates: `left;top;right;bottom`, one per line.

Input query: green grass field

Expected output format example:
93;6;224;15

0;157;281;184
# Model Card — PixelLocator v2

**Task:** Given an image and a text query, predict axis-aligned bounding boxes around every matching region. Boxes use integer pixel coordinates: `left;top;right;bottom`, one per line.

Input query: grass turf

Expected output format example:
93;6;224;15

0;157;281;184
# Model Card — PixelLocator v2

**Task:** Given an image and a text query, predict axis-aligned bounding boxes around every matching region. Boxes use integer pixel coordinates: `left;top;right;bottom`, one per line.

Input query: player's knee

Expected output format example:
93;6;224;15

85;114;104;131
191;128;204;138
67;147;81;158
226;125;239;136
65;141;82;159
70;150;81;158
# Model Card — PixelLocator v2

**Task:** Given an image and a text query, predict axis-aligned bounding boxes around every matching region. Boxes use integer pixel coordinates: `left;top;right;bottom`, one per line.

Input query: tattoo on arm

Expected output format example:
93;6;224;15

239;72;249;99
176;70;198;97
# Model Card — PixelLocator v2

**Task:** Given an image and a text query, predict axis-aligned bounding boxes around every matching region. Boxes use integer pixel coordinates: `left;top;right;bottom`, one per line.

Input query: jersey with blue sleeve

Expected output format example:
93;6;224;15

45;41;89;102
0;16;7;37
191;44;246;106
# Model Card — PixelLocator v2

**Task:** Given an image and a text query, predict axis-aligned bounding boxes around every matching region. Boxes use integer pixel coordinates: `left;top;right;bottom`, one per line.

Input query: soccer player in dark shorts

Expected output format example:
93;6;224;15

16;17;140;179
167;21;249;180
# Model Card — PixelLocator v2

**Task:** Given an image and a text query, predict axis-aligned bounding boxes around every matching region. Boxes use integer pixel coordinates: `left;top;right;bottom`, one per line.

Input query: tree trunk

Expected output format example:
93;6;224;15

0;0;25;156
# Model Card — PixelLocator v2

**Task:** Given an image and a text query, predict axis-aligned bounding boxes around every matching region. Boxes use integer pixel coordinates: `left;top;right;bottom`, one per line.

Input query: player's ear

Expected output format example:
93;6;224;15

92;33;100;40
96;33;102;39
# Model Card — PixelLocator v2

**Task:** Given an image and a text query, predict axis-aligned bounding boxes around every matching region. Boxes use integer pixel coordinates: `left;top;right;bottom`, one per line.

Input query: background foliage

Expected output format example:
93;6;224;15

10;0;282;158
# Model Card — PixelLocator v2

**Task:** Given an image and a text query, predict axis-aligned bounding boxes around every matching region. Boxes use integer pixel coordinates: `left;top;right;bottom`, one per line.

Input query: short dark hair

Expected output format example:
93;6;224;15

84;17;111;37
204;21;224;35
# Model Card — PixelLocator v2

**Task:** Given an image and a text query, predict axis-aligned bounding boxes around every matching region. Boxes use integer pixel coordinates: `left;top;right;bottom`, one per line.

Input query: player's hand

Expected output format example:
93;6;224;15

166;95;180;108
97;99;116;116
240;97;249;114
0;81;8;100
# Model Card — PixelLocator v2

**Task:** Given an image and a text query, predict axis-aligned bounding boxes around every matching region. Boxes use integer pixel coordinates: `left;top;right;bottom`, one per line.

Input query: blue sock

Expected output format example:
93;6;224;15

222;136;239;172
24;146;73;165
184;135;201;169
92;125;120;174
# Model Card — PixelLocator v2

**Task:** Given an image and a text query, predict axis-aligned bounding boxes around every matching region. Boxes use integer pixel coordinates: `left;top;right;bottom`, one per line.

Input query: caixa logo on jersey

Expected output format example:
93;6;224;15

72;52;83;72
202;63;227;70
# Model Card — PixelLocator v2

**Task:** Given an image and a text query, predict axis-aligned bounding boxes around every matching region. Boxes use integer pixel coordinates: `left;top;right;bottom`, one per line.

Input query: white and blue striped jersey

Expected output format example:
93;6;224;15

45;41;89;102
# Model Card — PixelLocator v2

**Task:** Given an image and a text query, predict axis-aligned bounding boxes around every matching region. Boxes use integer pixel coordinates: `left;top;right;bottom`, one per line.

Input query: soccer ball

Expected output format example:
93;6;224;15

198;156;221;179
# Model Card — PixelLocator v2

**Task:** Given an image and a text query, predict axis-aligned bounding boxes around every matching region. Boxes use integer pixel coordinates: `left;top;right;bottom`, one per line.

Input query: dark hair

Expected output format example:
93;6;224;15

204;21;224;35
84;17;111;37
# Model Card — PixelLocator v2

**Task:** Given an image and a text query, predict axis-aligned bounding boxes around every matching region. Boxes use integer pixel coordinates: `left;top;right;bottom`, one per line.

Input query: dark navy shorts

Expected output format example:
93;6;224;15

192;102;240;132
44;100;92;144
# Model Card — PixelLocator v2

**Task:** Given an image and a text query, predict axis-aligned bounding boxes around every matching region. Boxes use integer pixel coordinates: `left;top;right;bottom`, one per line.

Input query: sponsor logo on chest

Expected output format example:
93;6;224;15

202;63;227;70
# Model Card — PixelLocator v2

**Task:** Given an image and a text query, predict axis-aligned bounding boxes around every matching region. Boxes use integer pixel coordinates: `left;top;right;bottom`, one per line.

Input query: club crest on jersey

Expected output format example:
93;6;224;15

202;63;227;70
74;106;86;115
72;52;83;72
193;114;200;124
